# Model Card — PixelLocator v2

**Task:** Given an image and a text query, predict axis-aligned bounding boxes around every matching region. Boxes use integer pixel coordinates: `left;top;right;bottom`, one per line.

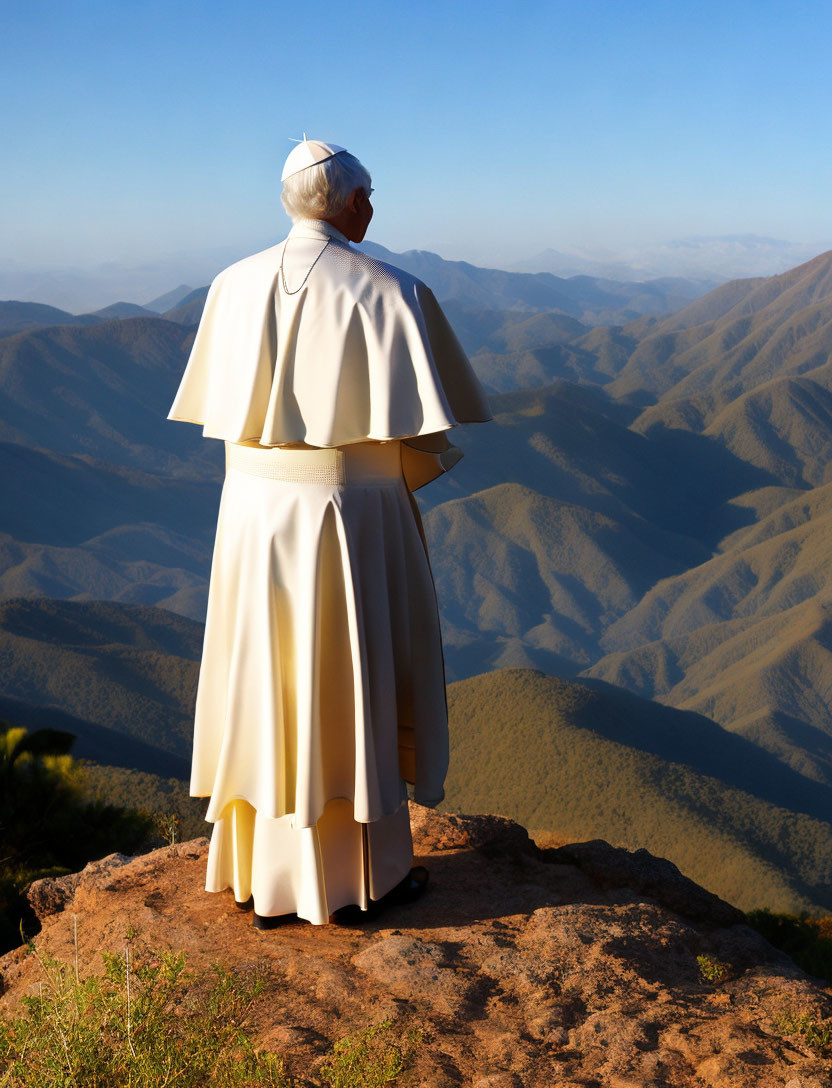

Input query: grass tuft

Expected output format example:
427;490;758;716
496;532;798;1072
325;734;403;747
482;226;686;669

0;935;424;1087
319;1019;422;1088
772;1005;832;1054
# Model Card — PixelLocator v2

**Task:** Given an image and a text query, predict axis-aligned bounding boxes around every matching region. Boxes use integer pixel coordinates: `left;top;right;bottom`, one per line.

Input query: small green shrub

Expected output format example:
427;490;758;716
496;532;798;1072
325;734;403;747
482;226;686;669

152;810;181;846
696;953;729;983
320;1019;422;1088
0;937;291;1087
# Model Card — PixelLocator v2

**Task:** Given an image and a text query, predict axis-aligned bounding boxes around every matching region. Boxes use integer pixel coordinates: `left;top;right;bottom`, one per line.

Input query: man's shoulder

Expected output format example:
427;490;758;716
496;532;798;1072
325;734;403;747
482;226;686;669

338;245;428;297
212;242;285;287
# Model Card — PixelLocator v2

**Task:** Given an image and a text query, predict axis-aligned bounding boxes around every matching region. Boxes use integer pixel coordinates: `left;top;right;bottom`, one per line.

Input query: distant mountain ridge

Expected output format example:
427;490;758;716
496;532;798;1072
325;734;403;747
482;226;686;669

143;284;195;312
0;318;206;471
612;250;832;405
0;301;102;336
361;240;711;323
2;241;716;338
514;234;827;282
160;288;210;325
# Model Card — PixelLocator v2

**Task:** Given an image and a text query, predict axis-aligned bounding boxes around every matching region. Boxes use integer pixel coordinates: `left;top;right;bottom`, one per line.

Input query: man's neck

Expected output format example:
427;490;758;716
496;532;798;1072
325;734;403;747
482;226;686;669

290;218;349;244
324;210;364;243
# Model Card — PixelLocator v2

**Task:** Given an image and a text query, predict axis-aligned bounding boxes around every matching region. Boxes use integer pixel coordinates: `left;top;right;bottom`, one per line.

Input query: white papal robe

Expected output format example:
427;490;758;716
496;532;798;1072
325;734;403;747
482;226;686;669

167;217;491;922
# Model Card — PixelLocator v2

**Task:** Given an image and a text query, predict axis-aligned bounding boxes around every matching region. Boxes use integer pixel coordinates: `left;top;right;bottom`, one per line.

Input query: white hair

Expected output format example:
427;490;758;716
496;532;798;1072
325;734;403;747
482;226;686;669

281;151;372;222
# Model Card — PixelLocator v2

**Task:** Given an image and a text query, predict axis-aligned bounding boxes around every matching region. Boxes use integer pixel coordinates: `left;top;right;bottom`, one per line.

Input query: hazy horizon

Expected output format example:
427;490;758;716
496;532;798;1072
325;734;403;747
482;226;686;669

2;231;831;315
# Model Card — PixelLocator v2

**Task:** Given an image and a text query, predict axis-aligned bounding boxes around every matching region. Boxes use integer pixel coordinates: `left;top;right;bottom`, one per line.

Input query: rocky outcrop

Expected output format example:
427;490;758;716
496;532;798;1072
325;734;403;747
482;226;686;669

544;838;746;928
2;805;830;1087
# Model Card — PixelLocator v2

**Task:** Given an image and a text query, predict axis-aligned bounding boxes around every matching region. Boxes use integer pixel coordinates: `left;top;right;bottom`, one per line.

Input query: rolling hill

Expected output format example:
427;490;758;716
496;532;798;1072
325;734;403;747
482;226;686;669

0;597;202;765
0;318;222;477
425;480;702;674
611;250;832;407
442;668;832;915
584;481;832;786
0;300;101;336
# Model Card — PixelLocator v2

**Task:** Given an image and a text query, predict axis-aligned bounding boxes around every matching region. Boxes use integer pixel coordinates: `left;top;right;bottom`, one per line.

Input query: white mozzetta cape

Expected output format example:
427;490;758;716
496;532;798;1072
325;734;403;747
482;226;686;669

167;218;492;450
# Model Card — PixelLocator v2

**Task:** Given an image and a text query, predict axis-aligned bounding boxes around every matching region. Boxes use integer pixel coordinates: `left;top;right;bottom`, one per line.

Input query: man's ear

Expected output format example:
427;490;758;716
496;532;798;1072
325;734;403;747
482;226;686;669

345;187;362;214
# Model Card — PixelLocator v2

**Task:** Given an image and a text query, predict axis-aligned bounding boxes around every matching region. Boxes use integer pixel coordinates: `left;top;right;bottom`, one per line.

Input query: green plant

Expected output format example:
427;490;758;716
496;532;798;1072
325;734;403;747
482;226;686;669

773;1005;832;1054
696;953;729;983
152;810;181;846
0;936;291;1086
319;1019;422;1088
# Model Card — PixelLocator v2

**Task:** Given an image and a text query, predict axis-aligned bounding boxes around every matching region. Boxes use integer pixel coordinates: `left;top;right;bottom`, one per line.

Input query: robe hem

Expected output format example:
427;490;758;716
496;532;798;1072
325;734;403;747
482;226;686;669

166;414;492;445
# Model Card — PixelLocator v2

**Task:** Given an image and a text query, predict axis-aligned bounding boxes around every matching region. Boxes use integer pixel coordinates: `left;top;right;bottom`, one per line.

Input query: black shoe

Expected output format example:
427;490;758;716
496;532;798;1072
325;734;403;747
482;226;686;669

235;894;254;912
331;866;429;925
253;911;299;930
386;865;429;905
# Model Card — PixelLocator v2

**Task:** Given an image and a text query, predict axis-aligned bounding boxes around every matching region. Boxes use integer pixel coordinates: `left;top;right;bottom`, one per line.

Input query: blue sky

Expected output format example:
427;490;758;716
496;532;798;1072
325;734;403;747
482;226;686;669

2;0;832;297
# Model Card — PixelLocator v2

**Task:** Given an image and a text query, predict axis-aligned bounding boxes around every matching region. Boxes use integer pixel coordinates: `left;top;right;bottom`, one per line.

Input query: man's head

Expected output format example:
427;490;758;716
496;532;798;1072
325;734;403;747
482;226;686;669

281;145;373;241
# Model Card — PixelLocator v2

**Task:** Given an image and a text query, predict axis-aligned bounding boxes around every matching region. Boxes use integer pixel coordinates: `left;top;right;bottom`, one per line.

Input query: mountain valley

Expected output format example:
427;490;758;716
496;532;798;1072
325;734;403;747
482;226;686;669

3;243;832;913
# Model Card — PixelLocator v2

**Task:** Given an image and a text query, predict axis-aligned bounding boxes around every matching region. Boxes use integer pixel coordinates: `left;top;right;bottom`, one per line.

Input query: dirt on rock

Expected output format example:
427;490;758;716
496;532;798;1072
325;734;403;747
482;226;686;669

1;804;830;1087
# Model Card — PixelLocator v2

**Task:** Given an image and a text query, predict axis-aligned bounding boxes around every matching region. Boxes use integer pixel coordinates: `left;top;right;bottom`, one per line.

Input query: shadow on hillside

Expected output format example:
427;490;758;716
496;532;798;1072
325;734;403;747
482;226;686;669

0;440;221;547
766;710;832;781
0;693;190;778
575;676;832;826
638;424;782;548
423;393;780;557
444;637;584;684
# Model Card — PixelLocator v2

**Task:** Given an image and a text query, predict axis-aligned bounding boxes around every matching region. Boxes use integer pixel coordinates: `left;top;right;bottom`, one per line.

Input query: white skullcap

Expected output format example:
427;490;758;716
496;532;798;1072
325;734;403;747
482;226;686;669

281;137;347;182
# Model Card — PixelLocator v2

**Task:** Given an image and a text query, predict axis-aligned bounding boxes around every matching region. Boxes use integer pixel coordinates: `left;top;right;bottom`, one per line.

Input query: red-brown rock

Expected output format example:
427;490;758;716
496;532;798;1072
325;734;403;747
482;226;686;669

2;805;830;1086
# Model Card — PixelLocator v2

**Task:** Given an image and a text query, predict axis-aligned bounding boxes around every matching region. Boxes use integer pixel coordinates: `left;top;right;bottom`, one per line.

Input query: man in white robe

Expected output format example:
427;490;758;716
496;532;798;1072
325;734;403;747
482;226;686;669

167;138;491;926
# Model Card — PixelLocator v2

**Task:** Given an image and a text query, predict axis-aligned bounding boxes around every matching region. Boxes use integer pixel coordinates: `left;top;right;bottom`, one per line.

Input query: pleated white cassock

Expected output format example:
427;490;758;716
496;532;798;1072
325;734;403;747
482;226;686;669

167;217;492;923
